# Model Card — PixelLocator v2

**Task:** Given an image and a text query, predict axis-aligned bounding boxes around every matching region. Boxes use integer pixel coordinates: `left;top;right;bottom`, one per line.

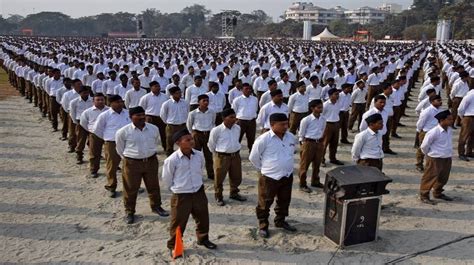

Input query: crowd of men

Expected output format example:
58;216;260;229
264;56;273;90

1;37;473;257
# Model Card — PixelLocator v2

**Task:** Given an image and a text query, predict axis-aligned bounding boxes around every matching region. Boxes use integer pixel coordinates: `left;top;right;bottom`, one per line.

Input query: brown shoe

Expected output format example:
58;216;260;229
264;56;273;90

419;197;436;205
433;194;453;201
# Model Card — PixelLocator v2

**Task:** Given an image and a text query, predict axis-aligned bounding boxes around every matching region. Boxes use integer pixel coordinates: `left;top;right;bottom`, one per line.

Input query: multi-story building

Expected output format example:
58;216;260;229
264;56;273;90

284;2;343;25
378;3;403;14
344;7;387;25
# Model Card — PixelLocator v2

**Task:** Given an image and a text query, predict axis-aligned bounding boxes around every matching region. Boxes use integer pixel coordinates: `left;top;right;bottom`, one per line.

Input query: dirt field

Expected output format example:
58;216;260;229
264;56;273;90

0;68;473;264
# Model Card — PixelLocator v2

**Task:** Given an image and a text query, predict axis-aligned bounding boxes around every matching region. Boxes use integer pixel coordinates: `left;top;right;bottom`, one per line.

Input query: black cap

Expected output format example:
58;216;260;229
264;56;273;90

269;113;288;122
308;99;323;108
328;88;339;96
129;106;145;116
429;94;441;102
296;81;306;88
168;86;181;94
434;109;451;121
78;86;89;93
221;108;236;118
270;89;283;97
172;128;190;143
365;113;383;124
108;95;122;103
197;94;209;101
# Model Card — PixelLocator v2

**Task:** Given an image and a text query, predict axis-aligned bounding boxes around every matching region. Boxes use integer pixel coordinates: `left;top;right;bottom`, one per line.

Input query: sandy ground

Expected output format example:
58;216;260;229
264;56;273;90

0;68;473;265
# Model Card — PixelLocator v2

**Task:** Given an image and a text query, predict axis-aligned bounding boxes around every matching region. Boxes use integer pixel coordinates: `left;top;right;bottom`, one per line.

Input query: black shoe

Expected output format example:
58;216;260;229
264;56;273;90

258;228;269;238
311;183;325;189
125;214;134;224
384;149;397;155
451;126;457;130
420;197;437;205
434;194;454;201
299;186;312;193
397;123;406;127
197;239;217;249
152;206;170;217
108;190;116;198
275;221;297;232
230;193;247;202
340;140;351;144
138;187;145;193
90;172;99;178
330;160;344;166
208;175;214;180
459;155;470;162
416;166;424;172
76;160;84;165
467;154;474;158
117;166;122;171
391;133;402;139
402;114;410;117
216;199;225;206
68;148;75;153
59;136;67;141
52;128;58;132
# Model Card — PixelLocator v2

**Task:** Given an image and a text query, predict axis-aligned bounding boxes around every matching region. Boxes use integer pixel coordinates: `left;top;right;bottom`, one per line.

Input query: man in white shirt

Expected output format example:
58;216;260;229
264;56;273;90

339;83;352;144
62;79;82;153
253;69;271;101
232;83;258;151
450;71;470;128
139;81;168;151
138;67;153;92
93;95;131;197
185;75;207;111
457;89;474;161
115;106;169;224
206;82;226;125
257;89;289;132
69;87;93;164
113;74;132;99
80;93;109;178
298;99;326;193
249;113;298;238
352;113;384;171
288;81;309;134
187;95;216;180
419;110;454;204
91;72;105;95
161;86;189;156
208;108;246;206
162;129;217;256
124;78;146;109
322;88;344;166
349;80;367;132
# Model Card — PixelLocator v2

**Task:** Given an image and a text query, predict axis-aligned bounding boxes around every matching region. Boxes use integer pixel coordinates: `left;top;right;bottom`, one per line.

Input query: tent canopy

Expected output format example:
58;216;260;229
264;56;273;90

311;28;340;41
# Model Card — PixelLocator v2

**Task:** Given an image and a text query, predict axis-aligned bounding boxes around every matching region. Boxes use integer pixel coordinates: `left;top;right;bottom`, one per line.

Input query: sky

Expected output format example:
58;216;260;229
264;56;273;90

0;0;414;20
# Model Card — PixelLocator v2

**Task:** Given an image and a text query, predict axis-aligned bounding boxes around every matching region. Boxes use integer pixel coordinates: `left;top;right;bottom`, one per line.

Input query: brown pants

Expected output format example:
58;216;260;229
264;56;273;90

458;116;474;156
323;122;340;162
339;111;349;142
60;107;68;138
213;152;242;200
26;81;33;102
89;133;104;174
299;140;324;187
167;186;209;250
68;115;77;150
391;105;402;135
416;131;427;167
366;85;380;109
289;111;307;134
383;117;392;152
75;123;89;159
43;92;50;119
104;141;121;191
451;97;462;126
122;156;161;214
256;174;293;230
145;115;167;150
165;124;186;156
38;89;44;111
237;119;256;151
33;85;39;106
349;103;365;130
192;131;214;178
357;158;383;171
50;96;60;130
420;156;451;198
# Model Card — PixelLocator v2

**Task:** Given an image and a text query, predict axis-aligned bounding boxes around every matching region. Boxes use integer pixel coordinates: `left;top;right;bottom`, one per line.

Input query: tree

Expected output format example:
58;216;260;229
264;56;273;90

328;20;359;38
439;0;474;39
20;12;74;36
402;24;436;40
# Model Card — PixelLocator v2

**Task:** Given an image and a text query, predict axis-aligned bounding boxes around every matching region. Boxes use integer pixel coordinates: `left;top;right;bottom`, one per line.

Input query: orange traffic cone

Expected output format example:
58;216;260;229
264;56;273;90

173;226;184;259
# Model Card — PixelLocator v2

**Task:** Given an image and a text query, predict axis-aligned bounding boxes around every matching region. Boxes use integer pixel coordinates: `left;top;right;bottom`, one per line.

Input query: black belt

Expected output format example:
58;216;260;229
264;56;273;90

217;151;240;157
327;121;338;124
193;130;210;134
304;137;321;143
105;140;115;143
125;153;157;162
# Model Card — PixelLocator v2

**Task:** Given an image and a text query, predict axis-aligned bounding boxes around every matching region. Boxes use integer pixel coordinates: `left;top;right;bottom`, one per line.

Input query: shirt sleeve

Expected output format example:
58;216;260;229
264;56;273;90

420;130;434;155
161;158;175;191
160;101;168;122
69;100;77;123
298;117;307;142
115;127;126;158
79;110;89;131
207;127;218;153
288;94;295;111
186;111;194;132
457;94;470;118
138;95;147;109
351;132;364;161
248;135;264;171
93;113;106;139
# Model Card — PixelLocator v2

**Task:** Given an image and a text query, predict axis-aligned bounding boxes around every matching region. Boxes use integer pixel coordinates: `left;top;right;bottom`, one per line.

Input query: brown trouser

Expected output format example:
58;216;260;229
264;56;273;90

33;85;39;106
446;84;453;108
299;140;324;187
458;116;474;156
323;122;340;162
122;156;161;214
357;158;383;171
349;103;365;130
289;111;307;135
451;97;462;126
416;131;427;167
18;77;25;95
43;92;50;119
104;141;121;191
391;105;402;135
237;118;256;151
50;96;60;130
366;85;380;109
469;77;474;90
60;107;68;138
192;131;214;179
68;114;77;150
26;81;33;102
165;124;186;156
420;156;451;198
339;111;349;142
213;152;242;200
89;133;104;174
38;89;44;111
167;186;209;250
382;117;392;152
75;123;89;159
256;174;293;230
145;115;167;150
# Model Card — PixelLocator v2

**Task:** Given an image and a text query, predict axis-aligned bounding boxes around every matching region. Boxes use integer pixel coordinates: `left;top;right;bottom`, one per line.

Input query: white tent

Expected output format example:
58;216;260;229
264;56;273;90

311;28;340;41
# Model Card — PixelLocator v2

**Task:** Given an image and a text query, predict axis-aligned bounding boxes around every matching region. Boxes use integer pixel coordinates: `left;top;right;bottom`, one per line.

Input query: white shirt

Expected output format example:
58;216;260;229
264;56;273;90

450;79;469;98
61;89;79;112
259;90;272;108
93;108;131;141
298;114;326;142
249;130;297;180
69;96;93;122
162;149;205;194
185;85;207;105
228;87;243;104
360;108;389;135
80;105;110;132
206;91;226;113
187;108;216;132
91;79;104;94
415;97;431;115
232;95;258;120
253;76;270;93
102;79;120;95
138;74;152;88
288;92;309;113
152;75;170;92
160;98;188;125
124;88;147;109
322;100;341;122
113;84;132;99
257;101;289;129
421;125;453;158
458;90;474;117
115;123;159;159
351;128;384;161
208;123;241;153
307;84;322;101
277;81;291;98
339;92;352;111
138;92;168;117
416;105;440;132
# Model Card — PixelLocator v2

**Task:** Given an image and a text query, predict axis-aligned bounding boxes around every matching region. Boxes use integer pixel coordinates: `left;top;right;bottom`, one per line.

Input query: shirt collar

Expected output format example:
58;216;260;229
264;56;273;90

177;148;195;158
367;128;377;135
